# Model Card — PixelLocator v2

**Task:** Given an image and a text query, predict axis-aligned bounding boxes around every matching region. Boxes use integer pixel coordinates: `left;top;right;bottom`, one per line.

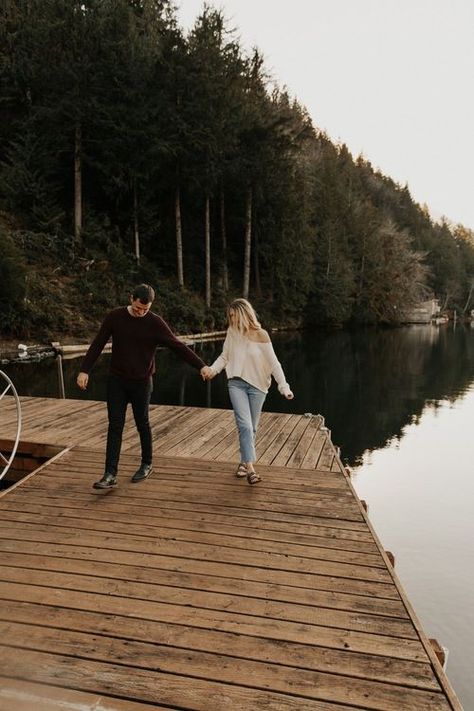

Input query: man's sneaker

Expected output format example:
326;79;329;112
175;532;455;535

131;463;153;483
93;472;117;489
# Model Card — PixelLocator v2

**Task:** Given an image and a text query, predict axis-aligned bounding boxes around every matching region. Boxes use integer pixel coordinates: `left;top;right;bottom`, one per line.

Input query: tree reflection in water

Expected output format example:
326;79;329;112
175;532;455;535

3;324;474;466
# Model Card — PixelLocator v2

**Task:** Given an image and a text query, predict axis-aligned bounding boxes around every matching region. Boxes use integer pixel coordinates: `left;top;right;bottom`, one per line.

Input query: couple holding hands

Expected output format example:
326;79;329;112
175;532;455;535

77;284;293;489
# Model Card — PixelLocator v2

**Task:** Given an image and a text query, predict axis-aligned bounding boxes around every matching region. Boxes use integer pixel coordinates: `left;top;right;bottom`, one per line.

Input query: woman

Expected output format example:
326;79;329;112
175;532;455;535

203;299;294;485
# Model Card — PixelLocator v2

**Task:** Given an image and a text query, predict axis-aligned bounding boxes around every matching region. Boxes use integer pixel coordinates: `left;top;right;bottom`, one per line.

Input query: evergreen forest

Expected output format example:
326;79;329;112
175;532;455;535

1;0;474;339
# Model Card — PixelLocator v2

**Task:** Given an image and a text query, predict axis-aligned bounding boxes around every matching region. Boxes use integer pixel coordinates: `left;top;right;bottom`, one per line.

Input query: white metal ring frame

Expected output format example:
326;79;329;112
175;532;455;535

0;370;22;482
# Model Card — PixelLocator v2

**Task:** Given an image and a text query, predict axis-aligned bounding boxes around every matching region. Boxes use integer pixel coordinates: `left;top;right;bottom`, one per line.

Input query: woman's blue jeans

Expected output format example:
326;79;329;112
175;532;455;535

228;377;266;463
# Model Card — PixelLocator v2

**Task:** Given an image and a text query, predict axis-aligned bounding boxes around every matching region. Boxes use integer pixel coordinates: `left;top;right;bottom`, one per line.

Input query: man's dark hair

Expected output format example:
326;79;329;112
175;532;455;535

132;283;155;304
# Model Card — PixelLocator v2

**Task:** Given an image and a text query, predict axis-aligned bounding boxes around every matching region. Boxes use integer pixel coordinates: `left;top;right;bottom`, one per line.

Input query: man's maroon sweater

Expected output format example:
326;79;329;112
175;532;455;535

80;307;205;380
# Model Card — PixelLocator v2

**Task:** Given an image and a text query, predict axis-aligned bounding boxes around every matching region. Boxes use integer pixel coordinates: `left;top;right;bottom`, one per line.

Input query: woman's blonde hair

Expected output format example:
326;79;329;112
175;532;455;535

227;298;261;335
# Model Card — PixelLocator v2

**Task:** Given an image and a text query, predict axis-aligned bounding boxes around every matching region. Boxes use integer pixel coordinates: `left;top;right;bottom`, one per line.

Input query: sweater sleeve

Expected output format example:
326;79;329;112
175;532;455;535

263;342;291;396
209;333;230;374
80;312;114;374
156;316;205;370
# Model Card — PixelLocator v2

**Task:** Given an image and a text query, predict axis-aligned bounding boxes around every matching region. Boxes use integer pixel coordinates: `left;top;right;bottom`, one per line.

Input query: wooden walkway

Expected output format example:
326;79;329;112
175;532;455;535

0;396;338;470
0;397;463;710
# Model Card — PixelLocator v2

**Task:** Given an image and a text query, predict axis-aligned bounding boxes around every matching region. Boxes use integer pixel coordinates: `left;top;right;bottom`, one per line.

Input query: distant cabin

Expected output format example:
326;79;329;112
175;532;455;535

400;298;439;324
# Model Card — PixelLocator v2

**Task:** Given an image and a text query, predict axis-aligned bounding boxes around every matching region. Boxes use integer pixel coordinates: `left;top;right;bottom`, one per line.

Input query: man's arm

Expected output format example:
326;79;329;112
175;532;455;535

76;313;113;389
77;372;89;390
156;316;206;371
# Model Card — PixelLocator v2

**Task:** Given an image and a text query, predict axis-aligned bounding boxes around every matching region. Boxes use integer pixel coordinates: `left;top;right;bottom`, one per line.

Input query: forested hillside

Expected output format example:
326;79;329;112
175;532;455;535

1;0;474;339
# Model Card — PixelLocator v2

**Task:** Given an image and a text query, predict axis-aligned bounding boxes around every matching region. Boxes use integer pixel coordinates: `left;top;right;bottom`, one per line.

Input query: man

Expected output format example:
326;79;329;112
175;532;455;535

77;283;207;489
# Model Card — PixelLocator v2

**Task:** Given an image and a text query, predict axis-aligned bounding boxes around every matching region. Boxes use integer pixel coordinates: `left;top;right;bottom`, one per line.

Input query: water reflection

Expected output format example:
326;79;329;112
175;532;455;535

352;383;474;708
278;325;474;464
3;325;474;466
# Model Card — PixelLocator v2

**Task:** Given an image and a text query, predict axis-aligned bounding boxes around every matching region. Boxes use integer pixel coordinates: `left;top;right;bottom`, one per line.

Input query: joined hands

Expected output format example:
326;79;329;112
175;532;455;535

200;366;215;381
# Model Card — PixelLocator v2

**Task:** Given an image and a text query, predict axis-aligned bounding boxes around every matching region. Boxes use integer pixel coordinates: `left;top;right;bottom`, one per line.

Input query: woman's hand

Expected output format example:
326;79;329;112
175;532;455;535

200;366;214;381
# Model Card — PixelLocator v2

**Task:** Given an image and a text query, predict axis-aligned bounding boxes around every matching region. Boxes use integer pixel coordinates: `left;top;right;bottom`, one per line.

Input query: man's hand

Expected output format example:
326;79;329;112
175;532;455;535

77;372;89;390
200;366;214;381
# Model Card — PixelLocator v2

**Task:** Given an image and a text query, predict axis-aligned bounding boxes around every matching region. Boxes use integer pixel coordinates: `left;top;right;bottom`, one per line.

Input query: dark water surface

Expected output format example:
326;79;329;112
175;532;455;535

2;324;473;706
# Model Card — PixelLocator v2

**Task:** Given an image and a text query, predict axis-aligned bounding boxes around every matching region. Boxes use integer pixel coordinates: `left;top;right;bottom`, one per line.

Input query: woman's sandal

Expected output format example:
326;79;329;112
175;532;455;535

247;470;261;485
235;463;248;478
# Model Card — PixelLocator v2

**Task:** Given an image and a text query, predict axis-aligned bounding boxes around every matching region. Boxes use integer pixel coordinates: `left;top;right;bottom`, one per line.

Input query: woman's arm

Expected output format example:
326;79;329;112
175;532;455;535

210;333;230;374
259;334;292;397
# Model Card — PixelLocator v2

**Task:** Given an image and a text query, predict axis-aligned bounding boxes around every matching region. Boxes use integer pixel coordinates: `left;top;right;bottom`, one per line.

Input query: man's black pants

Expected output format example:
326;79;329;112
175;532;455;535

105;374;153;475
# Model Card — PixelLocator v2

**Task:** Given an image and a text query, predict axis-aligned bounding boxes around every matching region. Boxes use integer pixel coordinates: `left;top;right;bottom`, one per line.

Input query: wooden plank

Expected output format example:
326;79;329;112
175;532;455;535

190;411;237;458
317;438;336;471
271;417;313;466
0;523;392;583
10;476;365;523
287;414;324;468
0;582;425;660
129;405;196;451
0;623;450;710
0;551;405;617
0;600;436;689
164;410;234;458
0;678;166;711
0;447;70;501
0;439;62;458
49;450;351;491
6;487;375;550
0;538;401;599
0;510;384;568
0;401;463;708
258;414;304;465
0;566;413;638
0;647;358;711
254;412;295;460
210;410;288;463
26;466;357;505
0;500;379;553
0;484;375;534
0;399;344;473
154;407;220;454
301;429;327;469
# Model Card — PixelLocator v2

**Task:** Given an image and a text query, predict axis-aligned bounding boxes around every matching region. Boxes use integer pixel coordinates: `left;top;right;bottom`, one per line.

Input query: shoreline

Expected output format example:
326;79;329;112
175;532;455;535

0;330;228;365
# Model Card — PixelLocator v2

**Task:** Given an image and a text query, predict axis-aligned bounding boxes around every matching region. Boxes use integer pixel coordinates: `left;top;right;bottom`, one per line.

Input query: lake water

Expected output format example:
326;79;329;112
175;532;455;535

1;324;473;707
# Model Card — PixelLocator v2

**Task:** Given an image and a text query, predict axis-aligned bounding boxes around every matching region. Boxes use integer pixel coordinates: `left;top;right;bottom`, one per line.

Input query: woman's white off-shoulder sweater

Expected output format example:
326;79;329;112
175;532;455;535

209;331;291;396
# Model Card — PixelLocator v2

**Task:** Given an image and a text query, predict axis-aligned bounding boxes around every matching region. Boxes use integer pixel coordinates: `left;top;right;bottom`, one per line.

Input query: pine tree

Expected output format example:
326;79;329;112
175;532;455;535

185;7;246;304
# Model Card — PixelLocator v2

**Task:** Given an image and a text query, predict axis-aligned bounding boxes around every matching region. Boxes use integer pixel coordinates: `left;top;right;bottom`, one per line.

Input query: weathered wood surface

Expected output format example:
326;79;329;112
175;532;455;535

0;396;462;709
1;396;333;469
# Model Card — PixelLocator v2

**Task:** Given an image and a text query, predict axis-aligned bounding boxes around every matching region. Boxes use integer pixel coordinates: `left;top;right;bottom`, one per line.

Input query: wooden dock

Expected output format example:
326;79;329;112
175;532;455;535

0;396;463;710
